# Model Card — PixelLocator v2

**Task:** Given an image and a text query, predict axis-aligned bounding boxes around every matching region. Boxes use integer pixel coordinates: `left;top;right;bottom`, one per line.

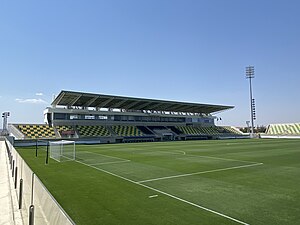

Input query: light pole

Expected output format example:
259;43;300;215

2;112;10;136
246;66;256;138
246;121;250;134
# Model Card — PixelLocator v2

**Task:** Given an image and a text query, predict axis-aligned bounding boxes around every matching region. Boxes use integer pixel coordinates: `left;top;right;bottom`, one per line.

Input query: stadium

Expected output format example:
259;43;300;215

2;0;300;224
1;89;300;225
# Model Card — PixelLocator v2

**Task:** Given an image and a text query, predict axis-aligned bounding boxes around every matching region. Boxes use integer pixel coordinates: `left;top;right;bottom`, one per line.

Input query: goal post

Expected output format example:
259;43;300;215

35;139;49;157
49;140;75;162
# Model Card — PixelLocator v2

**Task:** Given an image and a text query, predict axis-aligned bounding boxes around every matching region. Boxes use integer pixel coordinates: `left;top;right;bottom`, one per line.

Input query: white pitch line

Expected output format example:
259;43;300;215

79;151;130;161
187;154;260;164
88;160;130;166
187;154;261;164
137;163;263;184
149;149;261;165
139;183;249;225
75;160;249;225
148;195;158;198
154;150;186;156
175;150;186;155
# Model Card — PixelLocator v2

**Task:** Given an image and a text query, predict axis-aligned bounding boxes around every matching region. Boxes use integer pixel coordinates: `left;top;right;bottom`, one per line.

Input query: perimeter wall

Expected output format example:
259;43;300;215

3;138;75;225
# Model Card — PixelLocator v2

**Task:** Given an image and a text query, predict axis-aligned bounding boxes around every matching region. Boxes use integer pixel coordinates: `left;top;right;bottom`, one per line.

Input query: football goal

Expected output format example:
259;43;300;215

49;140;75;162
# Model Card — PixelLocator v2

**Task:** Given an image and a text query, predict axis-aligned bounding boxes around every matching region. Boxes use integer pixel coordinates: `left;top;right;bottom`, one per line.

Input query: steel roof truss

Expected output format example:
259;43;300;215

68;94;82;106
95;97;115;108
83;96;99;107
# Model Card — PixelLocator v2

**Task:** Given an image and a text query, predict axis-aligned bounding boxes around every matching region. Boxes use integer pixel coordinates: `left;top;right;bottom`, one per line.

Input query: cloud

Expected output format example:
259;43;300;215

15;98;48;104
36;93;44;96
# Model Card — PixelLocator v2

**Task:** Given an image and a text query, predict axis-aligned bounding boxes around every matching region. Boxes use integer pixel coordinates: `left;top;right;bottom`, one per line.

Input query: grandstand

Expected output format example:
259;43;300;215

9;90;245;143
266;123;300;135
15;124;56;139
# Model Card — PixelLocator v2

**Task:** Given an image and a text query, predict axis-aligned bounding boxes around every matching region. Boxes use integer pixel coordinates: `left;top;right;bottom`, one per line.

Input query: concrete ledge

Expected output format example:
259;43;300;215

0;141;14;225
0;141;23;225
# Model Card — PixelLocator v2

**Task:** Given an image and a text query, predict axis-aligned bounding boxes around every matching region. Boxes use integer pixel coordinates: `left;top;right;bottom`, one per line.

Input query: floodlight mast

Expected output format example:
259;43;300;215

2;112;10;136
245;66;256;137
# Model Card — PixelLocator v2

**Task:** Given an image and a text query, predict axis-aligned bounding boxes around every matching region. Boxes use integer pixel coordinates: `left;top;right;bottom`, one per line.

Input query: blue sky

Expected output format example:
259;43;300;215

0;0;299;127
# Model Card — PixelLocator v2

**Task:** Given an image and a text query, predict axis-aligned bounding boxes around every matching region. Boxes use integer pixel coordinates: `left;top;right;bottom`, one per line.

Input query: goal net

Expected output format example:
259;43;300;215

49;140;75;162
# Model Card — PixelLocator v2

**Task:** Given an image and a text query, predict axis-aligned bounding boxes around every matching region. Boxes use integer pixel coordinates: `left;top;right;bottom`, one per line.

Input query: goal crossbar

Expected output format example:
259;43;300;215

49;140;75;162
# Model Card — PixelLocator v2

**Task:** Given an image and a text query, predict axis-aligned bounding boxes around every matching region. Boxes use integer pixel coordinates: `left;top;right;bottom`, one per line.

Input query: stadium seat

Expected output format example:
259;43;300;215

76;125;111;137
17;124;56;139
176;125;242;136
56;125;73;132
112;125;144;137
221;126;243;135
176;126;203;135
266;123;300;135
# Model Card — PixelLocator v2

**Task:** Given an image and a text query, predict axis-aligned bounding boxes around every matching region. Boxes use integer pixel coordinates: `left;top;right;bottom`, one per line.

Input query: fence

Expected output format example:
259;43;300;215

5;139;75;225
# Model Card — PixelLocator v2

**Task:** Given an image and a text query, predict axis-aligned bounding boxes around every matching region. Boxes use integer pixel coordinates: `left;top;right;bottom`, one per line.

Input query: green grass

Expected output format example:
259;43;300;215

16;139;300;225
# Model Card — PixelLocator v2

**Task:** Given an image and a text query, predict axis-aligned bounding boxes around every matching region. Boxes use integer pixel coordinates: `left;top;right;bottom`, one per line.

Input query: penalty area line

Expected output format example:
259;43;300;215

156;149;260;164
75;160;249;225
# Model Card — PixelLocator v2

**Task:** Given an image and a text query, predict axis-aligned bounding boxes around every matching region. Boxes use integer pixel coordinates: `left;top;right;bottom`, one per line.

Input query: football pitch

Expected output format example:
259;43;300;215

17;139;300;225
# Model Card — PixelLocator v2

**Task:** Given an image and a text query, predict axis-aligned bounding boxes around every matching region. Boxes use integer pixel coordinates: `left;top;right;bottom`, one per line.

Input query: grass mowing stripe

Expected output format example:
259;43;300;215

75;159;250;225
188;153;262;164
78;151;130;161
158;150;262;164
88;160;130;166
137;163;264;183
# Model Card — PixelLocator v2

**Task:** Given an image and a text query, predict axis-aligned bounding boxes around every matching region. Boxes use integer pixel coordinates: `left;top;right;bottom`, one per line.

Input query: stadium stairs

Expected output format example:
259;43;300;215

8;124;25;139
167;126;183;135
137;126;155;135
55;125;77;138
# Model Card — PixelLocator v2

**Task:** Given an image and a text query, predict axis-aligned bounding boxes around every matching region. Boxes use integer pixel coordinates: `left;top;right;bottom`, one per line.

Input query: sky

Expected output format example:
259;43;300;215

0;0;299;127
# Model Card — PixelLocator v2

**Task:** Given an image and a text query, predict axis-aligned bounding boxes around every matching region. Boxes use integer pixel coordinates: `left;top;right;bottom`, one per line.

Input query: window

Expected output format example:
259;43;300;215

70;115;79;120
85;115;95;120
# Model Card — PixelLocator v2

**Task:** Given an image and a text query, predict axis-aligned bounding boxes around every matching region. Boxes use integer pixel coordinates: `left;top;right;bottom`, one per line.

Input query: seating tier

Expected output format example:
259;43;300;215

17;124;56;139
112;125;144;137
76;125;111;137
266;123;300;135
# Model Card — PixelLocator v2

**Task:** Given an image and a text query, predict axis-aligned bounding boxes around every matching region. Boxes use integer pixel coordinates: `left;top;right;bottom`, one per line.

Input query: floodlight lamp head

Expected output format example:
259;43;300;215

245;66;255;79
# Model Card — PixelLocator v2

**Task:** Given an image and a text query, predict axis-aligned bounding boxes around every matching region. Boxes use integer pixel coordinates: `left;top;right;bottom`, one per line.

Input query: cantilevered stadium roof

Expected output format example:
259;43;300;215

51;90;234;114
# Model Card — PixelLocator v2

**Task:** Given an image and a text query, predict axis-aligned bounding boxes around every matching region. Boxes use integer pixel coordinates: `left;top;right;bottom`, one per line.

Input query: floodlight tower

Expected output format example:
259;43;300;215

2;112;10;136
245;66;256;137
246;120;250;133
